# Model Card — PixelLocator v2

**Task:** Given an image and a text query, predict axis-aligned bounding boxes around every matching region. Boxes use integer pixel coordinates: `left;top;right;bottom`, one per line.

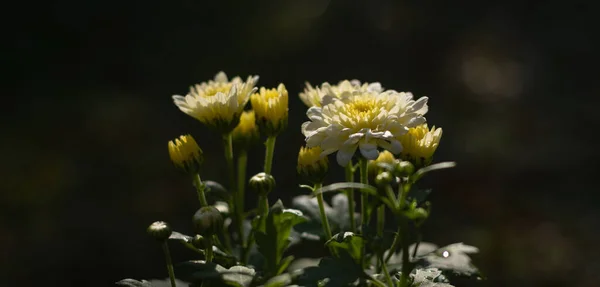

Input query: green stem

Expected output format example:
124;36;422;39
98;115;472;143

358;157;369;269
205;237;214;263
399;217;411;287
367;276;388;287
314;183;332;239
359;158;369;233
193;173;208;207
263;136;276;174
161;242;177;287
223;134;236;192
377;205;385;237
385;227;401;263
380;256;393;287
237;150;248;250
244;194;269;264
258;195;269;231
345;164;356;233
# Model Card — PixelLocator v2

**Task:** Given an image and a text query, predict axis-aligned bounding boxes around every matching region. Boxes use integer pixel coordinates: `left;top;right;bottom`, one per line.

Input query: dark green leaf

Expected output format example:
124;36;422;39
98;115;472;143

169;232;193;243
291;193;359;240
204;180;231;201
175;261;255;287
256;200;308;276
325;232;365;264
298;256;366;287
414;243;480;277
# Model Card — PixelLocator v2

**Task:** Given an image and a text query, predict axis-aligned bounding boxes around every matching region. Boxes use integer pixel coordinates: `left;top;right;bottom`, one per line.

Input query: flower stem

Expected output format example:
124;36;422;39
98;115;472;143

359;157;369;269
161;241;177;287
223;134;236;192
377;205;385;237
385;227;401;263
193;173;208;207
380;256;393;287
345;164;356;233
263;136;276;174
237;150;248;250
258;195;269;232
359;158;369;234
205;237;214;263
314;183;332;240
399;216;411;287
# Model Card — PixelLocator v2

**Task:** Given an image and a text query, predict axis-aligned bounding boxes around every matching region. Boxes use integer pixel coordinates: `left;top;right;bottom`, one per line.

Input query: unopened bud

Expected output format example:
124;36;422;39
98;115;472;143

395;161;415;177
193;206;224;237
249;172;275;196
375;171;393;187
147;221;172;241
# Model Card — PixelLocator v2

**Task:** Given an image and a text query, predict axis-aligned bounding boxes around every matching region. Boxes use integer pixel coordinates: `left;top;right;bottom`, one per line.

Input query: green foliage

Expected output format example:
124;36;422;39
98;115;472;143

325;232;365;264
176;261;256;287
297;256;367;287
255;200;308;277
292;193;358;239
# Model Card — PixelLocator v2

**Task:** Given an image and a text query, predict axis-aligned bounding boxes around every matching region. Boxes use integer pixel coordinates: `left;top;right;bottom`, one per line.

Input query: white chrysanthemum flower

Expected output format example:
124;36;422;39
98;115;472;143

302;90;428;166
299;80;383;107
172;71;259;133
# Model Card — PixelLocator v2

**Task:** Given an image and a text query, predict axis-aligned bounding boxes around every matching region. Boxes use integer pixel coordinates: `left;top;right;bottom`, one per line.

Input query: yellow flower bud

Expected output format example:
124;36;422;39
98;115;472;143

297;146;329;184
168;134;204;174
368;150;397;181
398;124;442;168
232;110;260;148
250;83;288;136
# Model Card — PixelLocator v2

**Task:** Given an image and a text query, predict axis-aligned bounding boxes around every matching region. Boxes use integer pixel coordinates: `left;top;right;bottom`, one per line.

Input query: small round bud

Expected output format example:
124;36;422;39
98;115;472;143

147;221;172;241
193;206;224;237
248;172;275;196
375;171;393;187
395;161;415;177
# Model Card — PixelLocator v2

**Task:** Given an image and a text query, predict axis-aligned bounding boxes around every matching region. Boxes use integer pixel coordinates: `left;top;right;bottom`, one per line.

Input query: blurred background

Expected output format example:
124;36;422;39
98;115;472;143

3;0;599;286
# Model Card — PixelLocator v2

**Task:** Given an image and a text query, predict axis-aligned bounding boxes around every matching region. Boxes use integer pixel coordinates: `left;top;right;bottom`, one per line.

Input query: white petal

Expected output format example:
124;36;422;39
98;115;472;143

215;71;228;83
359;143;379;160
336;144;357;167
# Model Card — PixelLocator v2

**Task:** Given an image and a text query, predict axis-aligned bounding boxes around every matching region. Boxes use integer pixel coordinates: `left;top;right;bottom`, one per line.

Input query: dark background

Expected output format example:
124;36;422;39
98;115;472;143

3;0;599;286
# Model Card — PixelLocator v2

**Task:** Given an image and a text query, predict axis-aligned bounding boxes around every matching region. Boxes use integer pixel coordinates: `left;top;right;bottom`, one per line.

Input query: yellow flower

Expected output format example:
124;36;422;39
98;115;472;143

172;71;259;134
297;146;329;183
251;83;288;136
168;134;204;174
232;110;259;148
368;150;397;182
299;79;383;107
398;124;442;167
302;89;428;166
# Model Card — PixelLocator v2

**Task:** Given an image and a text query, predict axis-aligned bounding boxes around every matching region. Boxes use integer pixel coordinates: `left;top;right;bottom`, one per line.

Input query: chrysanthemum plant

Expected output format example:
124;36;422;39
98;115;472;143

118;73;482;287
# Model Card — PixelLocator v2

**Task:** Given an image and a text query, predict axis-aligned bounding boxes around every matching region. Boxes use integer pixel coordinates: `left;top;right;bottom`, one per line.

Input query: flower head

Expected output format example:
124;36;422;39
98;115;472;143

168;134;204;174
297;146;329;184
302;88;428;167
232;110;259;148
251;83;288;136
172;71;259;134
398;124;442;168
299;80;383;107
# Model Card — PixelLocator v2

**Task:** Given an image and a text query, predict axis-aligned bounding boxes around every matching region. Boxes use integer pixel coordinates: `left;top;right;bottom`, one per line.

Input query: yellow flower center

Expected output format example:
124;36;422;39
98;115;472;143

335;96;388;130
203;84;232;97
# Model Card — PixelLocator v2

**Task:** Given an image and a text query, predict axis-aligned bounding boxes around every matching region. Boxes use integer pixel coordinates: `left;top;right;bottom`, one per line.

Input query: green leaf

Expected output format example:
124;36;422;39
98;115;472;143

115;279;188;287
169;231;193;243
410;268;454;287
116;279;152;287
297;256;366;287
384;242;438;271
169;231;238;268
175;261;255;287
414;243;480;277
314;182;378;196
412;162;456;182
292;193;359;240
325;232;365;264
256;200;308;277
